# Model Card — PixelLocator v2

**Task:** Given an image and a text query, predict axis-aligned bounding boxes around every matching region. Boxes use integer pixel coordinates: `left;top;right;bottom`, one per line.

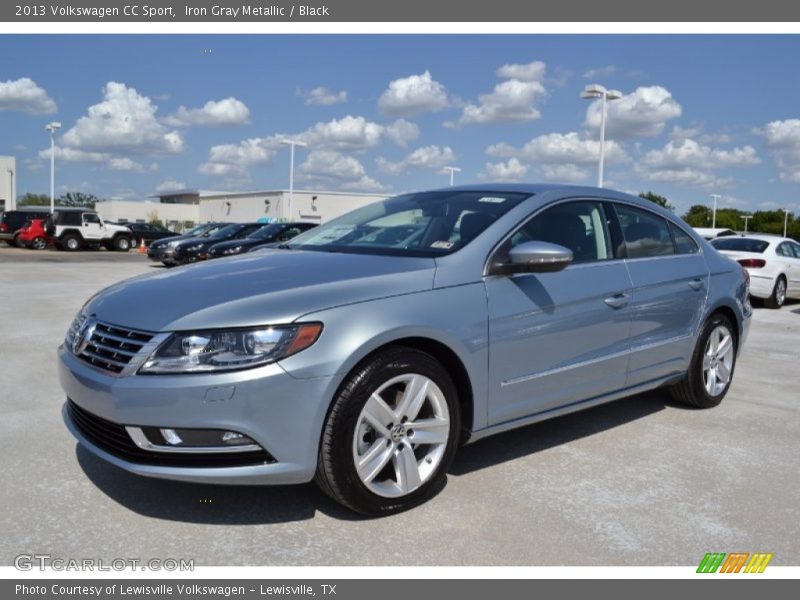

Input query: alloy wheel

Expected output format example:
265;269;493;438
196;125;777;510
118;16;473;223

352;373;450;498
702;325;735;397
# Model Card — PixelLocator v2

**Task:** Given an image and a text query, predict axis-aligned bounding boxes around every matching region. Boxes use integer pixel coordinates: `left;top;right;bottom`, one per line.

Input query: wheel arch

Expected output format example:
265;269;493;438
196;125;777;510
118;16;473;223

58;228;82;240
702;302;742;351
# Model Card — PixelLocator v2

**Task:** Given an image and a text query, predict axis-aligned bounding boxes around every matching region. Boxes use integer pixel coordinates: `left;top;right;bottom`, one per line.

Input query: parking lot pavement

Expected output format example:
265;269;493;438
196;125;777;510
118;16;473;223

1;253;798;567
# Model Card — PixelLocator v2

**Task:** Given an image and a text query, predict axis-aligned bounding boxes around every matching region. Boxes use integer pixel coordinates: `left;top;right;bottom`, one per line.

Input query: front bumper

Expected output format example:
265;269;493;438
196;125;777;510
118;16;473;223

147;247;175;263
58;345;336;485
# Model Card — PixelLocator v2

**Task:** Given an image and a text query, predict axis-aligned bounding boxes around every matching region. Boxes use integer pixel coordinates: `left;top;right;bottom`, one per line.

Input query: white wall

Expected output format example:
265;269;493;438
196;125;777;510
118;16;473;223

0;156;17;211
95;200;199;228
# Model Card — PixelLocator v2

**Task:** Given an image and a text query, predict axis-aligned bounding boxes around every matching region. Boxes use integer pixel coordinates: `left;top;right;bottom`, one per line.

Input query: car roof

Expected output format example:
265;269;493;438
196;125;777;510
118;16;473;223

720;234;793;243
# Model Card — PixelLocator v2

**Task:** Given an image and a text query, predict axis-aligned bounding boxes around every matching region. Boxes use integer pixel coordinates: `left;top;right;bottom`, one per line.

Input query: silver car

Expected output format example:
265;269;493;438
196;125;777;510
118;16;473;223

59;185;751;515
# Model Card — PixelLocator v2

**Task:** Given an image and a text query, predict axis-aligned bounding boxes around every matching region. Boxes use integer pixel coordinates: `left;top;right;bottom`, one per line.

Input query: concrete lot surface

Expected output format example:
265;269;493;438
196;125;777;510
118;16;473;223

1;248;798;566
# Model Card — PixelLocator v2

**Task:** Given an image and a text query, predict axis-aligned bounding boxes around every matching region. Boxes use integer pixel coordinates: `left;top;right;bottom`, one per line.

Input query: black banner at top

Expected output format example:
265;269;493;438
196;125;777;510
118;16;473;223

3;0;800;22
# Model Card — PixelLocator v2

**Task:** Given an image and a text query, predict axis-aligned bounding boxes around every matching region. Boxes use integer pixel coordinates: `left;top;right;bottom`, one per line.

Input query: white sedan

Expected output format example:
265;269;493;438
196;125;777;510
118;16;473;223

711;234;800;308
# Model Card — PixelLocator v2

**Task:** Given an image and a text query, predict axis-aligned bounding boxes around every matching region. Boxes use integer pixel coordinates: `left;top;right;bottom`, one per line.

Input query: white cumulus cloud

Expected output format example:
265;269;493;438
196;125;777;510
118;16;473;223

479;158;529;182
377;145;457;175
378;71;449;117
298;149;387;192
198;136;282;177
0;77;57;115
163;97;250;127
60;82;184;156
761;119;800;182
449;61;547;127
155;179;186;193
585;85;682;139
385;119;420;147
300;86;348;106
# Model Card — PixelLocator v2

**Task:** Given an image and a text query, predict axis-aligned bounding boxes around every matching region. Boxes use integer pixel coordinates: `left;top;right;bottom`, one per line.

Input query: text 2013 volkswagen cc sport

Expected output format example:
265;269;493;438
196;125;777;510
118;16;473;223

60;185;751;515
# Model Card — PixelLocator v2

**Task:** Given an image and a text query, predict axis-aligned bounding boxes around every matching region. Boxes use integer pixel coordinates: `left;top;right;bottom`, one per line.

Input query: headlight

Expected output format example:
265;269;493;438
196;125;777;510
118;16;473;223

139;323;322;374
184;243;204;252
222;246;242;255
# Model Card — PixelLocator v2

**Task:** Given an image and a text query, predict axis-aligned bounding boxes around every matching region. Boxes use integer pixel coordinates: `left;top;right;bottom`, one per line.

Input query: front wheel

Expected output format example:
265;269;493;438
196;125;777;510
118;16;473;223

670;314;737;408
315;347;460;516
113;236;132;252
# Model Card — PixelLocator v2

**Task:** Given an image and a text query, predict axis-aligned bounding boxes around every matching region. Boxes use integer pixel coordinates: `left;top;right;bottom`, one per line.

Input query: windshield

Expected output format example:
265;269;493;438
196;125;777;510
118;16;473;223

285;191;530;257
249;223;284;241
200;224;227;237
711;237;770;253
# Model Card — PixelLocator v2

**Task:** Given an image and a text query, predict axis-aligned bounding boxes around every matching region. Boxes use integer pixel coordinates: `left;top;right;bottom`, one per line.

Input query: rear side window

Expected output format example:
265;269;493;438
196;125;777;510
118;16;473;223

791;242;800;258
57;211;82;226
668;222;699;255
711;238;769;253
776;242;794;257
614;204;675;258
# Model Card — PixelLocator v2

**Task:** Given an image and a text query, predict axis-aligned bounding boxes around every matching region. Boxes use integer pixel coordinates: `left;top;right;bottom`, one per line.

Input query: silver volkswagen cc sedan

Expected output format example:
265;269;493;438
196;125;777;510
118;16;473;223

60;184;751;515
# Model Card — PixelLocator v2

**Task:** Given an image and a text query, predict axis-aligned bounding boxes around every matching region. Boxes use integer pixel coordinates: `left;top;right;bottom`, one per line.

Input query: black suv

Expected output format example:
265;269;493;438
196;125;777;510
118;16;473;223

0;208;52;246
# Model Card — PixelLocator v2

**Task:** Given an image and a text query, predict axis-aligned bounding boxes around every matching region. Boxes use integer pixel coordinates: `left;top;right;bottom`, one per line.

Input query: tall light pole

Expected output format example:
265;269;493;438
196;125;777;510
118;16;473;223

6;168;13;211
443;166;461;186
581;84;622;187
279;139;307;221
45;122;61;214
710;194;722;229
741;214;752;233
783;209;790;238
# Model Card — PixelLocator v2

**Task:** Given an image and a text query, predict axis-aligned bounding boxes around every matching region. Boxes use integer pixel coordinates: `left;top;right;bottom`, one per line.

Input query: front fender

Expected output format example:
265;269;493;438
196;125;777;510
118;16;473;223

279;283;490;431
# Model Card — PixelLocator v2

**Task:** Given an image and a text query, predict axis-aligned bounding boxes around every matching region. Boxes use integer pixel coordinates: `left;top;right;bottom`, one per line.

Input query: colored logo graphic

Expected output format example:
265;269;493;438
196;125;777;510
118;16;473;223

697;552;773;573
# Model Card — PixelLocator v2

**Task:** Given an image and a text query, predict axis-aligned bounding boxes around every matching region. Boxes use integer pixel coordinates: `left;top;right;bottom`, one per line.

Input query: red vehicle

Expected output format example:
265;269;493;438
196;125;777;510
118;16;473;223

18;218;49;250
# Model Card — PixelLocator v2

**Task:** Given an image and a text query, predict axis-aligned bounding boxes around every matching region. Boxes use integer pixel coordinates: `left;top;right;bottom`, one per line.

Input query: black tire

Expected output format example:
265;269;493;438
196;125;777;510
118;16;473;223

670;313;737;409
764;276;787;309
113;235;132;252
12;233;23;248
30;237;47;250
61;234;81;252
315;347;461;516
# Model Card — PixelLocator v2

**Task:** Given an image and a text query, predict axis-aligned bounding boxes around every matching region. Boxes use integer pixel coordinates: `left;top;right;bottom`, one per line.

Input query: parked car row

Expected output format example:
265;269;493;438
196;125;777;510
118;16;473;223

1;208;135;251
711;234;800;308
147;221;317;266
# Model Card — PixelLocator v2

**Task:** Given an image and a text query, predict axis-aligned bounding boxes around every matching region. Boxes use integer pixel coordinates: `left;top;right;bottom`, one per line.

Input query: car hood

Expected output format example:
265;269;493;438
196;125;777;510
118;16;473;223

150;234;198;248
209;239;264;252
85;250;437;331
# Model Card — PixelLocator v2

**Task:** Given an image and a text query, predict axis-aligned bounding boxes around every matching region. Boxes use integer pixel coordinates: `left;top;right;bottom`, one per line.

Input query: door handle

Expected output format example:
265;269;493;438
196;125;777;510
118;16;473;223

604;293;629;309
688;278;704;291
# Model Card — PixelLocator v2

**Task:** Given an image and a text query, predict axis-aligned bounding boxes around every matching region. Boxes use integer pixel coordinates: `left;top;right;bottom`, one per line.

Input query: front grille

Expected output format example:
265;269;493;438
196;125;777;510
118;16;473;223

78;321;153;374
66;400;274;468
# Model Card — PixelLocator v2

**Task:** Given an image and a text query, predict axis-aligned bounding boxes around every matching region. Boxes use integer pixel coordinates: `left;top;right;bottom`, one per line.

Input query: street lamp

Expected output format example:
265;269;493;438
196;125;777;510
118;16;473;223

710;194;722;229
581;84;622;188
443;166;461;186
279;139;307;221
783;209;790;238
740;214;752;233
6;168;13;211
45;121;61;214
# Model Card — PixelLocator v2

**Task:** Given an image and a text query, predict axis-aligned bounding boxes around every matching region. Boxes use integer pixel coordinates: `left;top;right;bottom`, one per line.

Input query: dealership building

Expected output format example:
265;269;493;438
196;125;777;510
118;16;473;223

0;156;17;212
95;188;389;230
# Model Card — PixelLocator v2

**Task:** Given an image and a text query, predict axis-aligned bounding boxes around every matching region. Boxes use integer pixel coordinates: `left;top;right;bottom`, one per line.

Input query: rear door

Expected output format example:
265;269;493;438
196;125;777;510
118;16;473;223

486;199;633;425
612;203;709;386
779;242;800;296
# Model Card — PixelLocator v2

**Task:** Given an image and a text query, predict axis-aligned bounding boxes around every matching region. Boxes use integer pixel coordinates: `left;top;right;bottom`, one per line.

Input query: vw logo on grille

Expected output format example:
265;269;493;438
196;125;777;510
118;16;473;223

73;318;97;355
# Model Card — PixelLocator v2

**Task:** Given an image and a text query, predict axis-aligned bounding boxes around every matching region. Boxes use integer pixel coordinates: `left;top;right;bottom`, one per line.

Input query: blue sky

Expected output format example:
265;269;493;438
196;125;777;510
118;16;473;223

1;35;799;214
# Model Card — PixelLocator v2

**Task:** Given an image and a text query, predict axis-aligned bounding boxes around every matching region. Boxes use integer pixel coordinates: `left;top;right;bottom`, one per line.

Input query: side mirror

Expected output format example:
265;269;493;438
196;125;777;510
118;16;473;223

493;241;573;275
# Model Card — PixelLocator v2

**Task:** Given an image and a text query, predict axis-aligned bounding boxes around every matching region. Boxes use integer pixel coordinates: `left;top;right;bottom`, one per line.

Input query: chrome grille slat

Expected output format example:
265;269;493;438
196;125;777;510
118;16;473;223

80;349;130;369
73;320;157;375
88;339;138;357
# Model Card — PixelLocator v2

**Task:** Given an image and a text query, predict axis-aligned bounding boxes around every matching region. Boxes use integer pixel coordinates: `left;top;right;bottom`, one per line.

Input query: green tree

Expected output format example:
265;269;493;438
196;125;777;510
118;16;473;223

18;193;51;206
638;191;674;211
57;192;99;209
681;204;712;227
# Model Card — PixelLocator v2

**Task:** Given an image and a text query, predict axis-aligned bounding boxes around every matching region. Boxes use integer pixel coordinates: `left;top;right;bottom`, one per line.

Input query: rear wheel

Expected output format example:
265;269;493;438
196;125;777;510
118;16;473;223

670;314;737;408
764;276;786;309
315;347;460;516
30;237;47;250
61;234;81;252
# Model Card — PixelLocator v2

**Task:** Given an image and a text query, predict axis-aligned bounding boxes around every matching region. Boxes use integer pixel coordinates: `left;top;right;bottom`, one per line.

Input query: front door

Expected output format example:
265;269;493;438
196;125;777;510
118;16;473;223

486;200;633;426
82;213;104;241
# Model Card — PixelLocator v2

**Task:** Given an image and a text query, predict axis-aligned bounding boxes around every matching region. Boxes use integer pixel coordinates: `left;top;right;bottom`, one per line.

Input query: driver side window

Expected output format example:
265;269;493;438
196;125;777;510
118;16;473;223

509;201;613;264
